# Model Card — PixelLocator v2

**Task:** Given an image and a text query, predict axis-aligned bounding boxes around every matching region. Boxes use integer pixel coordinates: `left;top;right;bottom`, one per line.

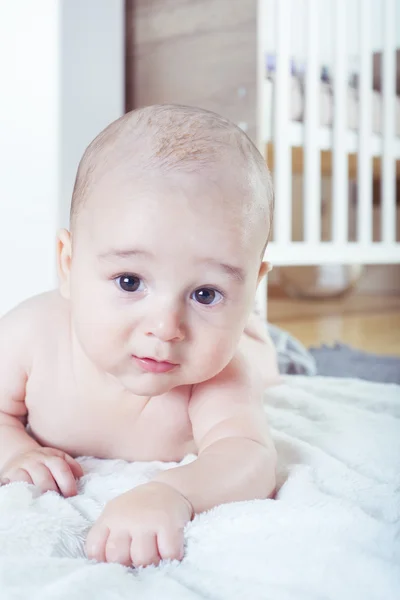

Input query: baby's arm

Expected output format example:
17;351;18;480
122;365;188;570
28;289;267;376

153;352;277;514
0;300;82;495
86;351;276;568
0;303;42;465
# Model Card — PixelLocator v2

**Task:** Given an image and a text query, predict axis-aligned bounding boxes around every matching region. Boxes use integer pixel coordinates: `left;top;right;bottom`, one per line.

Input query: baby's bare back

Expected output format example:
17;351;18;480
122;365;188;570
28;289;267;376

17;292;196;462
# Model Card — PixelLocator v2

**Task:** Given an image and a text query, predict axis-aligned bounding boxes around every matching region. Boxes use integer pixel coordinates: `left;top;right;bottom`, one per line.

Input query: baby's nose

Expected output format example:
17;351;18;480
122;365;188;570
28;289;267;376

145;307;185;343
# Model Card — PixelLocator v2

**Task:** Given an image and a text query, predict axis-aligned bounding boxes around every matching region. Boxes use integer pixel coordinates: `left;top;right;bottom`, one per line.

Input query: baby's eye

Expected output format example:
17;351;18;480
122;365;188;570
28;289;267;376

192;288;223;306
115;274;143;293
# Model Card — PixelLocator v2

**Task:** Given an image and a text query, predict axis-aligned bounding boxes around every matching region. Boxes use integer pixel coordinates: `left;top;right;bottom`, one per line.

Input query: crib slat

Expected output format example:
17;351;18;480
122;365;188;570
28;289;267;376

357;0;372;244
256;0;270;319
381;0;396;244
273;0;291;244
304;0;320;244
332;0;348;245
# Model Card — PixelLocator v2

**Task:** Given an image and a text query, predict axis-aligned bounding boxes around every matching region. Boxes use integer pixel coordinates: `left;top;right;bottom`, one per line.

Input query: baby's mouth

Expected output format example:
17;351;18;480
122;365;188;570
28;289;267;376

132;355;179;374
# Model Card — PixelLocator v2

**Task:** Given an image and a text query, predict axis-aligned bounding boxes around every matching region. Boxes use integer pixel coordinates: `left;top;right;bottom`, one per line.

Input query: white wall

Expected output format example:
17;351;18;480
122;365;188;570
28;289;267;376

0;2;60;317
265;0;400;69
0;0;124;316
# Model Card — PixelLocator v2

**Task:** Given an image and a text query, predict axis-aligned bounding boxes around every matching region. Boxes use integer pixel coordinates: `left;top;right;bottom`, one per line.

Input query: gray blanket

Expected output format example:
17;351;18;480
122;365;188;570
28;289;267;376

267;323;317;376
309;343;400;385
267;325;400;385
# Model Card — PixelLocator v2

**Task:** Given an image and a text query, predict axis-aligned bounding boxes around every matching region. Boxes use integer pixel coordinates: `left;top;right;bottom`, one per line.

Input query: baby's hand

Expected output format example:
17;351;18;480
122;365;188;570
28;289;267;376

86;482;193;568
0;447;83;497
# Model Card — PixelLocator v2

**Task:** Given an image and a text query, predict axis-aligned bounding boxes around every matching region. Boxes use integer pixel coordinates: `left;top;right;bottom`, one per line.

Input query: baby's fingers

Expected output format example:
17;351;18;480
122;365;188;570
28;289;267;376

3;468;33;486
106;531;133;566
62;454;84;479
157;526;185;562
130;532;161;568
25;462;59;494
44;456;78;497
86;523;110;563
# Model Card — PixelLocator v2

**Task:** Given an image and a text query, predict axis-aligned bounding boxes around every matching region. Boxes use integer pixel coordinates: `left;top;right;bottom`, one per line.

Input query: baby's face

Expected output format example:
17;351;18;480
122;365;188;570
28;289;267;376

62;172;266;397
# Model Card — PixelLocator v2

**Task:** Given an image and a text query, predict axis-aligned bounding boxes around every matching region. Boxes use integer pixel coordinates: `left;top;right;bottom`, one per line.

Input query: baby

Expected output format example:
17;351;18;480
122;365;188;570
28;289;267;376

0;104;279;568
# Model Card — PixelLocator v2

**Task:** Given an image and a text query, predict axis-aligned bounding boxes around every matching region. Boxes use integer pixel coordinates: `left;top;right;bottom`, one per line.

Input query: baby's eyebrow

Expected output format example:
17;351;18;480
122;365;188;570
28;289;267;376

98;248;246;283
98;248;153;261
200;258;246;283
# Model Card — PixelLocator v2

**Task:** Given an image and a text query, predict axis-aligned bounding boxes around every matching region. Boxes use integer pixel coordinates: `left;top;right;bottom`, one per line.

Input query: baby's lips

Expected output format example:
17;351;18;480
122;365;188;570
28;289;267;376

0;477;10;486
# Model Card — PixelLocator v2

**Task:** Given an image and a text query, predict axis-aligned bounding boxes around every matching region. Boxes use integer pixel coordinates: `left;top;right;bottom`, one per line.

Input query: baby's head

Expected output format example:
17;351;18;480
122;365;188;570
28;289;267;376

57;105;273;396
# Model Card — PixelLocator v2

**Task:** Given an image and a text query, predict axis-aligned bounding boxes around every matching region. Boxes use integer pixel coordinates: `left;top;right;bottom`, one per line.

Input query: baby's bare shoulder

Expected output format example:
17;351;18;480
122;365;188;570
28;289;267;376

1;289;64;326
0;291;66;415
25;290;67;325
0;290;65;364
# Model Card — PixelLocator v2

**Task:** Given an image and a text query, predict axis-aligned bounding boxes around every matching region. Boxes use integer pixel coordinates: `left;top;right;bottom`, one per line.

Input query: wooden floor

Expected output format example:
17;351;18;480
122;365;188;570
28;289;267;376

267;291;400;356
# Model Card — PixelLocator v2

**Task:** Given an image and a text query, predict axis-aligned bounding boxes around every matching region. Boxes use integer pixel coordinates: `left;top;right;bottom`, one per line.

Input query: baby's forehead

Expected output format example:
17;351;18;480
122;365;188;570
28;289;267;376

78;170;264;267
96;164;254;218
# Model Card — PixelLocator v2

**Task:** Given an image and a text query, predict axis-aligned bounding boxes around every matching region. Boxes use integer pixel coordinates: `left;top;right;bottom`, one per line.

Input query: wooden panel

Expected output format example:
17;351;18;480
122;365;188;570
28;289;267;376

125;0;257;142
267;293;400;356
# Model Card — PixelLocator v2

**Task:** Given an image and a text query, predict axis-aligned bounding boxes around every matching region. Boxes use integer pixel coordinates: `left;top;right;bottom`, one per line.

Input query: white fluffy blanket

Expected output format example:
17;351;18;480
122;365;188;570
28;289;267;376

1;376;399;600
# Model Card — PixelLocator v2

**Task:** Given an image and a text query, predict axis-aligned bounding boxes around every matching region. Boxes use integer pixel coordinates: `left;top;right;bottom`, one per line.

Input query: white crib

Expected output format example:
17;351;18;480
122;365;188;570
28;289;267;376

256;0;400;315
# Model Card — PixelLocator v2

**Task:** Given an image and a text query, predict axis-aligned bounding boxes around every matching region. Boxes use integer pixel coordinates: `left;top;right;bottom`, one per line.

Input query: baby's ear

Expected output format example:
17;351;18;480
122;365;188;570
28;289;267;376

257;261;272;284
56;229;72;299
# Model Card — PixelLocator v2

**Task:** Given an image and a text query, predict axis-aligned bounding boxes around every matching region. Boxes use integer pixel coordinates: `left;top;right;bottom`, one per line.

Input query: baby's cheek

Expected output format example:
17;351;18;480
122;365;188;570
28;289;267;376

73;308;124;366
196;335;237;379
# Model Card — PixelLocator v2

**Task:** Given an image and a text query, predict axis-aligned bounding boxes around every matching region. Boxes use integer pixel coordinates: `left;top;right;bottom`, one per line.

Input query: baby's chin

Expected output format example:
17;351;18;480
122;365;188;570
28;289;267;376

115;366;222;398
116;372;185;398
